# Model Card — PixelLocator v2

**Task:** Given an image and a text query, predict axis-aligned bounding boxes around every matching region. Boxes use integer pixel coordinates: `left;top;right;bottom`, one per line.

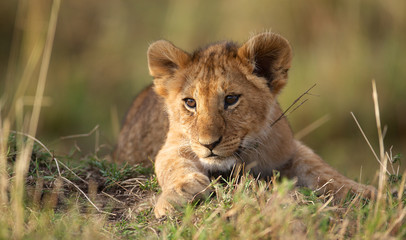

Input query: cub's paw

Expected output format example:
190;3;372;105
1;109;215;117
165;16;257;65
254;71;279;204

173;172;211;200
154;172;211;218
336;183;377;201
358;184;377;200
154;194;175;218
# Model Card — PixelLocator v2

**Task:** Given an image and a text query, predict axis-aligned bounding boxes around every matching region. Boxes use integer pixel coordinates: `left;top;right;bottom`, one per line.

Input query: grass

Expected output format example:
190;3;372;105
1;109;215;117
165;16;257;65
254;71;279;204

1;0;405;239
1;129;405;239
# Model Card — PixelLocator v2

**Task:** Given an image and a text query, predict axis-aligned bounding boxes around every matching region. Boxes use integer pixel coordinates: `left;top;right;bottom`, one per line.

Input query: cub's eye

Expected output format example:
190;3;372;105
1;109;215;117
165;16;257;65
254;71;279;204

224;95;240;108
184;98;196;109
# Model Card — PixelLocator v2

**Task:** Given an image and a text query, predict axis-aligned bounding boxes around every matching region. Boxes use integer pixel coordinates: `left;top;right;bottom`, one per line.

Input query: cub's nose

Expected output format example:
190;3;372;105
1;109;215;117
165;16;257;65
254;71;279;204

200;137;222;151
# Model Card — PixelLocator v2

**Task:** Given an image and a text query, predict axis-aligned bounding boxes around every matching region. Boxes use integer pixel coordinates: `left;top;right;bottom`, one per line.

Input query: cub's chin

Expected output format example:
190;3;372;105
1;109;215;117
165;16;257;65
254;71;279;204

198;155;237;172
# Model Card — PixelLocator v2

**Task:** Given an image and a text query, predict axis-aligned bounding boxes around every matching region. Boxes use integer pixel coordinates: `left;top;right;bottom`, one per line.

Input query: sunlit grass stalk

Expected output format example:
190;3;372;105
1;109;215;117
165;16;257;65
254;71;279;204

3;0;26;102
371;80;388;215
11;0;61;238
0;119;10;207
14;45;43;130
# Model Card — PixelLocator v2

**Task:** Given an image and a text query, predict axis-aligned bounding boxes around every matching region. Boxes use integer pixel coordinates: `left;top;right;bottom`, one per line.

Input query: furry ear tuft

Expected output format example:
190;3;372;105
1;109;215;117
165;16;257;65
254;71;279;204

147;40;190;97
238;32;292;94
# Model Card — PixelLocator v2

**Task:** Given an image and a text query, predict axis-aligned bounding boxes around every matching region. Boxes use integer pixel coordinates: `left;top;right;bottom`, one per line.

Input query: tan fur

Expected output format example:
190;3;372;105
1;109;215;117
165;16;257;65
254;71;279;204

114;32;376;218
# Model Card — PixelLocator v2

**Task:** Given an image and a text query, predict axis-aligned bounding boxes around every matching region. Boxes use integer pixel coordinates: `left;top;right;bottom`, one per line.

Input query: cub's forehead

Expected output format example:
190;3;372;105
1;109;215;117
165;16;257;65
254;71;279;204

188;42;240;76
182;41;245;92
191;41;239;60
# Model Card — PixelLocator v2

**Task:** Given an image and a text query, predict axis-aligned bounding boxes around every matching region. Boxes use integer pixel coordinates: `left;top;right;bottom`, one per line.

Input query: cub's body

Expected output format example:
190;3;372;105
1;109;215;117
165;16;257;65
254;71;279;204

115;32;375;218
115;85;168;167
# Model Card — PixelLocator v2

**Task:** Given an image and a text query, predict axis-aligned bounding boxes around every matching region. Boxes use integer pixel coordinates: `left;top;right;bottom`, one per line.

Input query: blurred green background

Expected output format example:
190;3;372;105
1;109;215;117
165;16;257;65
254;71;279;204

1;0;405;182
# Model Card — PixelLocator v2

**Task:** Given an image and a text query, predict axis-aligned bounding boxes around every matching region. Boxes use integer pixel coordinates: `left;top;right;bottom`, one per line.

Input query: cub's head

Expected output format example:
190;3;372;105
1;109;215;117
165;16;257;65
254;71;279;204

147;32;292;170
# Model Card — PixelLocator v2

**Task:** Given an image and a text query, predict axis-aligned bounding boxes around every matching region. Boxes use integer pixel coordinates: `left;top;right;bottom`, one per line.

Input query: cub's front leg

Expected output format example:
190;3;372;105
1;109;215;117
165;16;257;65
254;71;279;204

282;140;376;200
154;143;211;218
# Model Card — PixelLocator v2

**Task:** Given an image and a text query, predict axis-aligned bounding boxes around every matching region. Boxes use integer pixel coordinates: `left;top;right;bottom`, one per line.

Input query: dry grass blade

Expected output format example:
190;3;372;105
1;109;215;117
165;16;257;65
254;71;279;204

372;80;388;213
8;44;43;126
12;1;61;238
294;114;330;140
61;176;115;216
350;112;390;175
11;130;87;183
0;119;10;207
3;0;26;104
384;208;406;236
315;195;334;214
28;0;60;139
386;146;397;174
337;219;349;240
397;171;406;206
102;191;125;205
10;131;116;216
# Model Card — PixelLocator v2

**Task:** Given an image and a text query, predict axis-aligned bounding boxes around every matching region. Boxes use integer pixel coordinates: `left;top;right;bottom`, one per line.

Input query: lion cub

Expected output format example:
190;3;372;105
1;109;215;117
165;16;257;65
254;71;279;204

115;32;375;218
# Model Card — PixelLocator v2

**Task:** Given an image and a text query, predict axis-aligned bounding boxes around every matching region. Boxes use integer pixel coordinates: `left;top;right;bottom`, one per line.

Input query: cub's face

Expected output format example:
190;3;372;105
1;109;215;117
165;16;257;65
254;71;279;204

177;55;274;169
147;33;292;170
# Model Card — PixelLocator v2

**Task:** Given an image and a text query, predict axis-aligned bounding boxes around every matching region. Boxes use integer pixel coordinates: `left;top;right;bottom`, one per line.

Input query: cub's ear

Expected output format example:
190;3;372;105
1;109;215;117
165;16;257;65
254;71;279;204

238;32;292;94
147;40;190;97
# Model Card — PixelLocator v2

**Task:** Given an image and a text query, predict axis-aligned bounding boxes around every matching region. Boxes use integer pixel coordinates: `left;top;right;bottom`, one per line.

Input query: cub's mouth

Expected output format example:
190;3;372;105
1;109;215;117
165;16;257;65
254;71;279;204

206;152;219;158
198;147;237;161
189;135;245;170
198;154;237;171
202;145;244;159
197;145;246;171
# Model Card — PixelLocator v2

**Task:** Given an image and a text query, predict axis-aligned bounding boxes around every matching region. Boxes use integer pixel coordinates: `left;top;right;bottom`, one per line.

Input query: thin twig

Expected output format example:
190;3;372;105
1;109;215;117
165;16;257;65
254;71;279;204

101;191;125;205
60;125;100;154
60;125;99;140
288;99;308;115
271;84;317;127
8;131;116;215
11;131;87;183
350;113;390;175
61;176;115;216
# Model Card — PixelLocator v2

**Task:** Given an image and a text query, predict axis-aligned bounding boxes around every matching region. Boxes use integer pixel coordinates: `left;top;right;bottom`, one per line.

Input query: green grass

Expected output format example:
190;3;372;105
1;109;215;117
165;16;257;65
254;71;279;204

1;133;405;239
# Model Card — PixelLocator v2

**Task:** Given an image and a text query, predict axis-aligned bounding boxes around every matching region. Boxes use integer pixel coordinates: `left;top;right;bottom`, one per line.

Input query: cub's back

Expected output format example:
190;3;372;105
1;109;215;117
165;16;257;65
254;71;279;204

114;85;168;167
